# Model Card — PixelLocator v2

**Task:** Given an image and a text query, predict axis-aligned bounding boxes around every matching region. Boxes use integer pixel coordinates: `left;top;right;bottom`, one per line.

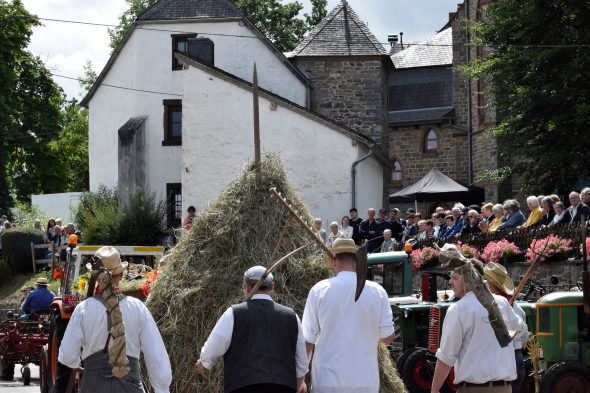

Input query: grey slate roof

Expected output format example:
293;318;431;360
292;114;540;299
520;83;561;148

137;0;243;21
391;26;452;69
291;1;387;57
388;106;454;126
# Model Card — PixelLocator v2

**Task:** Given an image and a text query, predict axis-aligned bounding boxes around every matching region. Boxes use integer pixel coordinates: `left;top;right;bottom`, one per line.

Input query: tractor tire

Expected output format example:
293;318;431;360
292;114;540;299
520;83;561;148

22;365;31;385
0;357;14;381
40;347;49;393
540;361;590;393
396;347;420;373
47;311;68;389
402;347;433;393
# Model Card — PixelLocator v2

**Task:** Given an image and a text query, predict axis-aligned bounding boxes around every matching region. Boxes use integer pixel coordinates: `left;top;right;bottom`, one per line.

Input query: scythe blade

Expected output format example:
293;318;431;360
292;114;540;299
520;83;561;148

355;241;368;302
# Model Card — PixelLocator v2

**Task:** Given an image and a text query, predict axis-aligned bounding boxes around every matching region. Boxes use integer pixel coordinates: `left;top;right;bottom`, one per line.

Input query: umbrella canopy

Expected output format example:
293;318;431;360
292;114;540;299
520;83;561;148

389;169;483;203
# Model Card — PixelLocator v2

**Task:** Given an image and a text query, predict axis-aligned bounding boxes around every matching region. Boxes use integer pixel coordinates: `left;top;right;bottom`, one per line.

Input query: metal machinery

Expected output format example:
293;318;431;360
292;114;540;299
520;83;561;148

40;244;164;393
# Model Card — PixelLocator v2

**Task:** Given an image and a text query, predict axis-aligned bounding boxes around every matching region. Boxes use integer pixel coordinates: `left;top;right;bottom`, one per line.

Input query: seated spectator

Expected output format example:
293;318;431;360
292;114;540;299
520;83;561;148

34;219;45;237
403;213;418;241
416;220;435;243
460;210;482;236
381;229;397;252
484;204;505;233
51;225;62;246
182;205;196;231
326;221;341;248
551;201;571;226
519;196;543;229
496;199;526;232
20;277;55;320
480;203;494;225
46;219;57;242
339;216;353;240
444;215;455;237
581;187;590;207
568;191;590;223
539;196;555;226
444;206;464;237
433;213;448;239
314;217;327;243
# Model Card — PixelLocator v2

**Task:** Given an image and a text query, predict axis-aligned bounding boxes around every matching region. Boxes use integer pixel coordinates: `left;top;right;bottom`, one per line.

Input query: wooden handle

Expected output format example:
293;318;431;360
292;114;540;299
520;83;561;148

269;188;335;259
509;262;539;305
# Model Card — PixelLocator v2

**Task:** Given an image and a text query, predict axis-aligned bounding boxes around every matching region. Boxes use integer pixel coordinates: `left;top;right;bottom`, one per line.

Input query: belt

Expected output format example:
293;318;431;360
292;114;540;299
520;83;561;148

460;380;512;388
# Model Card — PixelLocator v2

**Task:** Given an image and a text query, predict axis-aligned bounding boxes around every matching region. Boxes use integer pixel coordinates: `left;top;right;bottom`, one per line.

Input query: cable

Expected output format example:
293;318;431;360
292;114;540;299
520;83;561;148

52;73;182;97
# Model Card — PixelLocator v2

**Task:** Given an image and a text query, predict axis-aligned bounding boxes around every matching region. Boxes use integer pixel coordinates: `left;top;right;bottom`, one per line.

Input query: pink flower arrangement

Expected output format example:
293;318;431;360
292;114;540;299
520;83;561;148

526;234;573;263
481;239;521;264
411;246;440;271
458;243;480;259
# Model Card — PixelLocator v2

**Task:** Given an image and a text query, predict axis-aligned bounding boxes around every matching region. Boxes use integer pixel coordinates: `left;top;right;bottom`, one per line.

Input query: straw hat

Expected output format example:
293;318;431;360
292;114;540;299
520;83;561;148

86;246;128;275
35;277;48;286
483;262;515;296
331;238;357;255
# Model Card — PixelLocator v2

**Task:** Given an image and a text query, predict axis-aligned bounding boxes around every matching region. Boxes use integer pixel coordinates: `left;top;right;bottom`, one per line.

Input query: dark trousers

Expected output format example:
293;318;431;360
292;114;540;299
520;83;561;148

231;384;295;393
80;352;144;393
513;350;525;393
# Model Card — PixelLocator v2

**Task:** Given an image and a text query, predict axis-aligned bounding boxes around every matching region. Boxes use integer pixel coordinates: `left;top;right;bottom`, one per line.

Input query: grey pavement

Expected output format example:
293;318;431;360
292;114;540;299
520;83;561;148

0;363;40;392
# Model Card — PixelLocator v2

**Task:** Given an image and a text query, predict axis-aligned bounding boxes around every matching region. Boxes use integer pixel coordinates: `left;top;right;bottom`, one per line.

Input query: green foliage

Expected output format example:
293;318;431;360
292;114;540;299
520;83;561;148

79;60;97;94
75;186;166;246
0;259;12;282
109;0;327;53
11;201;50;229
464;0;590;194
0;227;46;273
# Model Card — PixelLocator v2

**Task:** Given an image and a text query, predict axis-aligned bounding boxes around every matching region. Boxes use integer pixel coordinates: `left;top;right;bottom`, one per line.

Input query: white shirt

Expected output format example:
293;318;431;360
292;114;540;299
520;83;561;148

512;302;529;350
339;226;353;239
58;296;172;393
326;231;341;248
436;292;518;384
302;271;394;393
199;294;308;378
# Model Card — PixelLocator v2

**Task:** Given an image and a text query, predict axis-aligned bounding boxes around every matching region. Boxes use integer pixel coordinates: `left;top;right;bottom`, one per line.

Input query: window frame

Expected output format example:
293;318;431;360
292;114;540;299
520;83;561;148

389;159;403;186
162;99;182;146
166;183;182;228
172;33;198;70
422;127;440;154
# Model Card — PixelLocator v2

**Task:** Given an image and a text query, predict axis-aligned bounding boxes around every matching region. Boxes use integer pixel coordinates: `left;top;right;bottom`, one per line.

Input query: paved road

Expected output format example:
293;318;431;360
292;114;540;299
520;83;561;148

0;363;40;392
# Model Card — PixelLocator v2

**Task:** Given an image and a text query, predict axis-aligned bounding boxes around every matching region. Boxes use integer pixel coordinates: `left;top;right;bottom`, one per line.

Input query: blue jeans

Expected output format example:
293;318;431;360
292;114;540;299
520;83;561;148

513;350;524;393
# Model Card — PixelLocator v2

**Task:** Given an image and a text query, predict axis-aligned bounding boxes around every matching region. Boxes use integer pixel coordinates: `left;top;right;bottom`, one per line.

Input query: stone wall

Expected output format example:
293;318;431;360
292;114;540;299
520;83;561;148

294;58;389;149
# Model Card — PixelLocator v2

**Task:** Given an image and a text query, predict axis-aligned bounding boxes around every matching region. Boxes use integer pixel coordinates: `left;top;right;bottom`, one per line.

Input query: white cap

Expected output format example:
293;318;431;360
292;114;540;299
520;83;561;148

243;265;273;285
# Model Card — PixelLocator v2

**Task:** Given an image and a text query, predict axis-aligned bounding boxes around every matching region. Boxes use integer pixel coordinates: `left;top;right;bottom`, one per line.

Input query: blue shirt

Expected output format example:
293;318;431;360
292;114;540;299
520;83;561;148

22;286;55;314
445;216;464;237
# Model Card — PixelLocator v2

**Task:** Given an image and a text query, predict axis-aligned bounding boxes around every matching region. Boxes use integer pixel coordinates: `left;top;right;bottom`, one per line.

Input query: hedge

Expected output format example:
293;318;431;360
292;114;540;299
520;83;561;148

0;228;46;273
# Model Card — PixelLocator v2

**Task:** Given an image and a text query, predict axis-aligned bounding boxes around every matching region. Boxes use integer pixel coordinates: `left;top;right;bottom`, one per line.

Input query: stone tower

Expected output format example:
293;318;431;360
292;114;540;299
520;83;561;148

289;1;392;150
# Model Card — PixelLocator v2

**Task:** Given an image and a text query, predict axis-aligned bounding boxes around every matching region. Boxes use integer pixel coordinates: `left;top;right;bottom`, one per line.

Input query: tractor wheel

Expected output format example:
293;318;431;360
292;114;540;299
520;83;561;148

40;347;49;393
396;347;420;373
402;347;433;393
0;357;14;381
47;311;68;389
540;362;590;393
22;365;31;385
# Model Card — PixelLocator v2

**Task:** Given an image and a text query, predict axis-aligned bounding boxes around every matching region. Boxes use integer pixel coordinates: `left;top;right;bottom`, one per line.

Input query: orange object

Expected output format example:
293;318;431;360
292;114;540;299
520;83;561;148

67;234;78;247
404;242;413;254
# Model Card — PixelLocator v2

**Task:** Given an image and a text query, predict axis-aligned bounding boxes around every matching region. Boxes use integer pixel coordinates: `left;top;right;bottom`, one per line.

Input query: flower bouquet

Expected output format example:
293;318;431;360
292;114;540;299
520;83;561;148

458;243;480;259
411;246;440;271
481;239;521;264
526;234;573;263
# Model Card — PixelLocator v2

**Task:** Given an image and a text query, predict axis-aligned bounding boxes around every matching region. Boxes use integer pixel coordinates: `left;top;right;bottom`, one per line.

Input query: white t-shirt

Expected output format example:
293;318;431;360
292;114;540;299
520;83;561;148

436;292;518;384
302;271;394;393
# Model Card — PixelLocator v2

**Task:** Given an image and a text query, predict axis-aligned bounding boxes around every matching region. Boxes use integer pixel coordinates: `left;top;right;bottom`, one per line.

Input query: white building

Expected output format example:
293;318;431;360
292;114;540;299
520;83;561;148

82;0;390;226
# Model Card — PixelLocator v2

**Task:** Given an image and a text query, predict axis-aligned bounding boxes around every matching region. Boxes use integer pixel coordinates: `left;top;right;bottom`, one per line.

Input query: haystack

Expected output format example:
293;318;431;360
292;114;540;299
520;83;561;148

146;154;405;393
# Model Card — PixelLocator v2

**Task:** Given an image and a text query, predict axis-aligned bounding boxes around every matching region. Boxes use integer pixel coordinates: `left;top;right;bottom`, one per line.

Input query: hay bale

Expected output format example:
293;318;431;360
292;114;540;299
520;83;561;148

146;154;405;393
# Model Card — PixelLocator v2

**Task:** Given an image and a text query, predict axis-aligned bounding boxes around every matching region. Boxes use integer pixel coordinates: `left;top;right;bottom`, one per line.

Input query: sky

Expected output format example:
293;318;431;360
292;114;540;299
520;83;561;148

21;0;461;99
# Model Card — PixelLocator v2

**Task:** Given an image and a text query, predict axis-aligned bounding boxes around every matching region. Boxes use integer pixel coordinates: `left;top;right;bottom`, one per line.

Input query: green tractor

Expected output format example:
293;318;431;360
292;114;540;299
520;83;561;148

535;291;590;392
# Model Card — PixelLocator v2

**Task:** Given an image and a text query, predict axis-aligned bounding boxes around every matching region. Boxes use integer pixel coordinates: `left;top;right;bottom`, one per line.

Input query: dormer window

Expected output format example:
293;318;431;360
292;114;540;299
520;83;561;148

172;34;214;70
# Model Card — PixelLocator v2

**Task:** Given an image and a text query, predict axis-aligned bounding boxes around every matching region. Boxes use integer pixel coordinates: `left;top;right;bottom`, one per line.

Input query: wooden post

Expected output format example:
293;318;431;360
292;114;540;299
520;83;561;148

253;63;261;173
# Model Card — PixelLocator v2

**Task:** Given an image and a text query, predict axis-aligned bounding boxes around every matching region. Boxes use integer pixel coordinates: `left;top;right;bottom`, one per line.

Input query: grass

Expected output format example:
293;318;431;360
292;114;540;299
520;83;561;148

0;271;60;311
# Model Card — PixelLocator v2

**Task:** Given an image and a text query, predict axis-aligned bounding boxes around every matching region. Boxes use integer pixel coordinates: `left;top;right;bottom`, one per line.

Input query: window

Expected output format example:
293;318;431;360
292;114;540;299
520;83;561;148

172;35;214;70
163;99;182;145
389;160;403;185
166;183;182;228
423;128;439;153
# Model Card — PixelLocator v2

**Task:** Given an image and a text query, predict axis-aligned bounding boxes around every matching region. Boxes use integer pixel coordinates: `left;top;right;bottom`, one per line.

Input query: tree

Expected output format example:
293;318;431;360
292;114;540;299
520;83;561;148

109;0;328;53
0;0;66;213
466;0;590;194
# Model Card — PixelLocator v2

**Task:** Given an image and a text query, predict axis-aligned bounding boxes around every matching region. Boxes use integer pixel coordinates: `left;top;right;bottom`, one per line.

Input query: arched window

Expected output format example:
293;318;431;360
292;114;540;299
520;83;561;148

389;160;402;185
423;129;439;153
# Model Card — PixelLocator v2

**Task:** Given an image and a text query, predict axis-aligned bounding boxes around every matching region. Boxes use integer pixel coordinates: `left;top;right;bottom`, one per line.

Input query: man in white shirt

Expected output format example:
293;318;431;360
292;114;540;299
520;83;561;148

302;238;394;393
57;246;172;393
431;260;521;393
196;265;308;393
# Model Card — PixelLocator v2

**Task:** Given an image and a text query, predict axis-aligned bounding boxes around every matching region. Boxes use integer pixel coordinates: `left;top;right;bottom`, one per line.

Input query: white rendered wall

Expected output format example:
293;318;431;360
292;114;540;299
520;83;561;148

181;65;384;226
31;192;82;224
88;20;308;202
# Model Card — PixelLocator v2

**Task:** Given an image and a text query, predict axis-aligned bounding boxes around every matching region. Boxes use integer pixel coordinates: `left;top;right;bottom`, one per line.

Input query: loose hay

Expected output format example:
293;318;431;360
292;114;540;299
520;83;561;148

146;154;404;393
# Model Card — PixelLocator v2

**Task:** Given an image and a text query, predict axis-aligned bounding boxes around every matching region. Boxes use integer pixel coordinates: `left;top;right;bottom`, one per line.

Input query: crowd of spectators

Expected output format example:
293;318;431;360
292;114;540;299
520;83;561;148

314;187;590;254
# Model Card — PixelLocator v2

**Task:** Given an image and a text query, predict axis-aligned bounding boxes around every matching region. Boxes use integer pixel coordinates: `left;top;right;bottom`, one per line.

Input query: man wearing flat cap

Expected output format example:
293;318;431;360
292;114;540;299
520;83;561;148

484;263;529;393
20;277;55;320
196;265;308;393
57;246;172;393
302;238;393;393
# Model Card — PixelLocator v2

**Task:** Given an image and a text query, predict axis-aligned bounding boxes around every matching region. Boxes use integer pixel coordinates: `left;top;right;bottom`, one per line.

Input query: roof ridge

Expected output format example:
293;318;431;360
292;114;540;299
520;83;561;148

291;2;344;56
344;5;385;55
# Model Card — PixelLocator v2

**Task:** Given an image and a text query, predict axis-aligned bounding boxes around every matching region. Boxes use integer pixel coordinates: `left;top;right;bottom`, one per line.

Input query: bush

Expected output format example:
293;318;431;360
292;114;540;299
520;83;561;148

0;258;11;281
75;186;166;246
0;228;46;273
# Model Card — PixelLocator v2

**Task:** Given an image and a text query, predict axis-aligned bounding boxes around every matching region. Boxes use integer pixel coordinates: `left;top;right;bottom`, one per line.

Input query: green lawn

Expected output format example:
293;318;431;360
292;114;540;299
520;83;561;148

0;272;60;311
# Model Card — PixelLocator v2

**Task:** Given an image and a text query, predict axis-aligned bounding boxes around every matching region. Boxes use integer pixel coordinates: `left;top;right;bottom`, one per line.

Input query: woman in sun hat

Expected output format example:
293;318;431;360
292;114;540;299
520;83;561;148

56;246;171;393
